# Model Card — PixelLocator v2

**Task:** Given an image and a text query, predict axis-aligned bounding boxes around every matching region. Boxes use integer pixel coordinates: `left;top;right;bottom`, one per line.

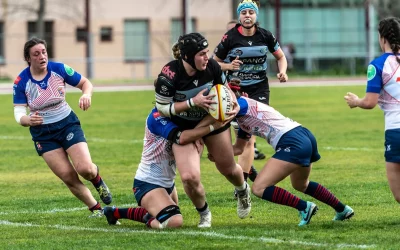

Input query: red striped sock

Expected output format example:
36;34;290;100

117;207;148;223
262;185;307;210
305;181;345;212
89;202;101;212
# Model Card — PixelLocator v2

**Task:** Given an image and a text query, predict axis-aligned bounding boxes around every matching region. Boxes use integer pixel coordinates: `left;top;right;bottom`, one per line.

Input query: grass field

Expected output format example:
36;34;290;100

0;85;398;249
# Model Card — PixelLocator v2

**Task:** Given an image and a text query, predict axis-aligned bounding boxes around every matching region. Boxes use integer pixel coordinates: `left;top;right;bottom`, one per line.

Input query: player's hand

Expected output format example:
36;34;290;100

212;121;223;131
79;93;92;111
231;56;243;71
277;72;288;82
344;92;359;108
224;100;239;122
192;89;216;111
29;111;44;126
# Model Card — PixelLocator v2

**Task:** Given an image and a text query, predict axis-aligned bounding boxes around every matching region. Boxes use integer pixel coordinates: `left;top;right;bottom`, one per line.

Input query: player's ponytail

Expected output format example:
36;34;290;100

378;17;400;64
171;42;181;60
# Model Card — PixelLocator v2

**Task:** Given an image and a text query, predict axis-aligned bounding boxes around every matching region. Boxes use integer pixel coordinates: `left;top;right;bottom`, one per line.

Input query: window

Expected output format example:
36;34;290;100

171;18;197;45
124;20;149;61
100;27;112;42
0;22;4;63
28;21;54;59
76;27;86;42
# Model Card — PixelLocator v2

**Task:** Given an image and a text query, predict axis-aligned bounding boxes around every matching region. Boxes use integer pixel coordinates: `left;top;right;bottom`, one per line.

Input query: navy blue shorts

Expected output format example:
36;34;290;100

29;111;87;156
384;129;400;163
133;179;175;206
272;126;321;167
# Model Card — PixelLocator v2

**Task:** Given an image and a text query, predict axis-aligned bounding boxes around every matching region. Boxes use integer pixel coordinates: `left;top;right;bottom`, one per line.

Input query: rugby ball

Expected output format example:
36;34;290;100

208;84;233;122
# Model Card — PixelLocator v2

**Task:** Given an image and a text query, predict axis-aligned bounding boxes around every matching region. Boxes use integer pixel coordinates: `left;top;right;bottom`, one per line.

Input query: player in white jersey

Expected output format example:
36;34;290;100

13;38;112;217
103;109;222;228
211;93;354;226
345;17;400;204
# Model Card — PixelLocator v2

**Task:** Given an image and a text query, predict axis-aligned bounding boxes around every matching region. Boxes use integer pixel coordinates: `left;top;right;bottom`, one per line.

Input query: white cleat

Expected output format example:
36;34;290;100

236;183;251;219
198;211;212;228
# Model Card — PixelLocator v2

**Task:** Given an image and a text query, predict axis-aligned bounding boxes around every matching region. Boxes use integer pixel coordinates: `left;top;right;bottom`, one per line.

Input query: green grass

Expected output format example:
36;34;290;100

0;85;396;249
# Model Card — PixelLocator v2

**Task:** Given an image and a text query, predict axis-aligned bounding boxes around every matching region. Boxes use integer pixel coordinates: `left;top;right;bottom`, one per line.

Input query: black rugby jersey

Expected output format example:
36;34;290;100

214;24;280;87
155;58;225;129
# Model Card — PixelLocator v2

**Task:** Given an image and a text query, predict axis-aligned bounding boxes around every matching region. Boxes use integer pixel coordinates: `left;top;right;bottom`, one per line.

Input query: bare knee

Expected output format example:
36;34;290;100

251;182;265;198
292;182;308;193
180;172;200;187
165;215;183;228
75;161;96;179
216;162;236;177
393;194;400;204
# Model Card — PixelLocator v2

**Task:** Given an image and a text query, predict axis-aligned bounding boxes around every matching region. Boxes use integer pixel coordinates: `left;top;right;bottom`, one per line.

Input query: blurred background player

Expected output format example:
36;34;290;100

345;17;400;206
103;109;223;228
154;32;251;219
213;0;288;185
13;37;112;217
210;93;354;226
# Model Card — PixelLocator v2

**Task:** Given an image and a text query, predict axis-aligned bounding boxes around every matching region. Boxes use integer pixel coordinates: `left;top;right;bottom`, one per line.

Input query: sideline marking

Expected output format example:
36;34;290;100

0;220;375;249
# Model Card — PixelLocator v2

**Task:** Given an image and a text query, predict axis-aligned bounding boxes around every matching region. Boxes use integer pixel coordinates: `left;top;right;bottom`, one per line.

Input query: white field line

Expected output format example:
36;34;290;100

0;219;375;249
0;203;137;216
0;135;383;152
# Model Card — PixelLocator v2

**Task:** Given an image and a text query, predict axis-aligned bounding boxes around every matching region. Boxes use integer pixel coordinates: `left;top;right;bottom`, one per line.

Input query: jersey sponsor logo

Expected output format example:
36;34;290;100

233;72;261;80
64;64;75;76
241;65;264;71
35;142;43;151
160;119;167;125
248;41;253;46
240;57;266;64
367;65;376;80
258;96;266;100
161;66;176;79
260;47;267;54
234;49;243;56
221;34;228;42
14;76;21;85
193;80;198;86
160;85;169;95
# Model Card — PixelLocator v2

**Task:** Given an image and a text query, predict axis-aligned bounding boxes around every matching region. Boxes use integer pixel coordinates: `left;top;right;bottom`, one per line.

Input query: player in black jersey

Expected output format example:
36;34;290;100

154;33;252;222
213;0;288;185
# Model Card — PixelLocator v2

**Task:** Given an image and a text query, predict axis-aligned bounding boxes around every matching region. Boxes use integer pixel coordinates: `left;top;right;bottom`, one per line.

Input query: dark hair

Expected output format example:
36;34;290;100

378;17;400;64
23;37;47;66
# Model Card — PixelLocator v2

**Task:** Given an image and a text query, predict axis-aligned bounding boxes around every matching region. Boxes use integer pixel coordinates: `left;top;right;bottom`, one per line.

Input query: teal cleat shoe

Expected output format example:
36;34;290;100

333;205;354;221
298;201;318;226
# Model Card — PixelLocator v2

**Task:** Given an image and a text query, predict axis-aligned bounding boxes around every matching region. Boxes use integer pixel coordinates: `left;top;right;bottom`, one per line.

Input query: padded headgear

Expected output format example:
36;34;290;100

237;0;259;23
178;33;209;70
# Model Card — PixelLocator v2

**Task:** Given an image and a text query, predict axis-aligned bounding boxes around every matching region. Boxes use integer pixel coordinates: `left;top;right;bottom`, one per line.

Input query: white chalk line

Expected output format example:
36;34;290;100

0;219;375;249
0;135;383;152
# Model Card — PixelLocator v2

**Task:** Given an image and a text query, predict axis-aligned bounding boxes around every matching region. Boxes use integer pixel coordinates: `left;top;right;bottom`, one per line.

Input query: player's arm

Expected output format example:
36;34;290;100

167;116;222;145
344;92;379;109
232;129;252;156
345;63;381;109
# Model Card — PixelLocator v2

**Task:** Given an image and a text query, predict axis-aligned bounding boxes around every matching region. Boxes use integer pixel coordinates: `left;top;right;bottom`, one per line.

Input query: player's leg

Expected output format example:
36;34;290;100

42;148;101;216
205;127;251;219
173;143;211;227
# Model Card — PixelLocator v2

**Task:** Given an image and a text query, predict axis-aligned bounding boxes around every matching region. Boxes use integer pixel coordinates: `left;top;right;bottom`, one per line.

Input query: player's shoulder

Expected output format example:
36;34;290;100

257;27;274;38
14;67;30;86
159;60;180;81
370;53;391;67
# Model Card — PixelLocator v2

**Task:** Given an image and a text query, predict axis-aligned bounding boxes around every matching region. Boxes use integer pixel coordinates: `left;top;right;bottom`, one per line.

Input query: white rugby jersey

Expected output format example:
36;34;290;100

366;53;400;130
13;62;82;124
134;109;177;188
236;97;301;150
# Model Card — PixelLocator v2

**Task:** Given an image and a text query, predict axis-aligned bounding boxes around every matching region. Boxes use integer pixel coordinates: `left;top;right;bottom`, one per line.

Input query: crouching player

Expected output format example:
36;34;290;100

210;90;354;226
103;108;222;229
